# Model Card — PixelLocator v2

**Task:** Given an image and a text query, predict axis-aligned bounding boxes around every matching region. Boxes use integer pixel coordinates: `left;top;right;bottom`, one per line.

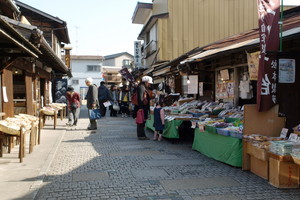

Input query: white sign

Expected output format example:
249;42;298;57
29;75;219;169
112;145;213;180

134;41;142;68
279;59;296;83
187;75;198;94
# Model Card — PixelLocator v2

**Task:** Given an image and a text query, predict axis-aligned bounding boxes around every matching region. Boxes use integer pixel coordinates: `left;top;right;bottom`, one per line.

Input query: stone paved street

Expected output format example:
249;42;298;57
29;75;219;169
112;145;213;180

29;110;300;200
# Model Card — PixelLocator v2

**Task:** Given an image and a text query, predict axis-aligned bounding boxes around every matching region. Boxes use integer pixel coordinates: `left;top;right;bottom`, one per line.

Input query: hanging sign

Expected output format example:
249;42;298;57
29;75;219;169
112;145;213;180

256;0;280;112
199;82;204;96
119;67;135;83
187;75;198;94
134;41;142;68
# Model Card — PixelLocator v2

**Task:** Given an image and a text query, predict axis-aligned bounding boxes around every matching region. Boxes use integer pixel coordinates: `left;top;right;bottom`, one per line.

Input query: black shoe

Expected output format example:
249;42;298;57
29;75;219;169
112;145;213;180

88;127;97;130
138;137;150;140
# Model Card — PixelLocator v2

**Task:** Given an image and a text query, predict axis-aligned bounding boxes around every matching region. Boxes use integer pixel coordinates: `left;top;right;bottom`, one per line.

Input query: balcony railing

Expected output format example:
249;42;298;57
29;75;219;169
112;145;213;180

144;40;157;58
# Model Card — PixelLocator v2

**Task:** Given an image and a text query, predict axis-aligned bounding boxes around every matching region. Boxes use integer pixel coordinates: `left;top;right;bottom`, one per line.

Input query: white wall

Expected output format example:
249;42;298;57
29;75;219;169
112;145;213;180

68;58;104;99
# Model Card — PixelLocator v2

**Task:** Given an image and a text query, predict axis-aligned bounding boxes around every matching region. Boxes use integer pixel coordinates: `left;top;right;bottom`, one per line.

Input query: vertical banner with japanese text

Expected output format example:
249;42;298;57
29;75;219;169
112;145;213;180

257;0;280;112
134;41;142;68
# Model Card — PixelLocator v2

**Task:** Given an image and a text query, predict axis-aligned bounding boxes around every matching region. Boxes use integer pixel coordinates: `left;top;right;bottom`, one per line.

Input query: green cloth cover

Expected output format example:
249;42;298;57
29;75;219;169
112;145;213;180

146;114;183;139
192;128;242;167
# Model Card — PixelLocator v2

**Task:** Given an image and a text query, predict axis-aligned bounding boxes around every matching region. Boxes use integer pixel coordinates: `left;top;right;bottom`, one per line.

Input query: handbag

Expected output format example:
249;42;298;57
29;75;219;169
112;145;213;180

89;108;101;120
136;109;145;124
71;102;78;109
113;102;120;111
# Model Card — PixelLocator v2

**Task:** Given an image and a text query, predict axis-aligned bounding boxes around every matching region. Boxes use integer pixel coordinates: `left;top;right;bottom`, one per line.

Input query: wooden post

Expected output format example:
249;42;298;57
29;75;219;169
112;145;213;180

54;110;57;129
29;121;34;154
19;128;24;163
38;115;42;145
0;133;3;157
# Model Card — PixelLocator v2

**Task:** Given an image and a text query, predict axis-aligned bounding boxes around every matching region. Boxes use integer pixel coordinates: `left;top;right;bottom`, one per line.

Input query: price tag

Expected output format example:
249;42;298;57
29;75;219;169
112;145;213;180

288;133;298;142
280;128;289;139
191;121;197;129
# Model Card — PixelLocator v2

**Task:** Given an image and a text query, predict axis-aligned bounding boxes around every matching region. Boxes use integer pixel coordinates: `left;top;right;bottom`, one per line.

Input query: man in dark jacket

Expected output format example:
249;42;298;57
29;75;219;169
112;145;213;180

135;76;153;140
85;77;98;130
98;81;110;117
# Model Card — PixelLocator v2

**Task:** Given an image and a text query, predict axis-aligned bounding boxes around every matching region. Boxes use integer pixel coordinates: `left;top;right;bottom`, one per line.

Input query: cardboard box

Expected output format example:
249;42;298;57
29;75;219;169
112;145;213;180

269;157;300;188
250;156;269;180
247;142;269;161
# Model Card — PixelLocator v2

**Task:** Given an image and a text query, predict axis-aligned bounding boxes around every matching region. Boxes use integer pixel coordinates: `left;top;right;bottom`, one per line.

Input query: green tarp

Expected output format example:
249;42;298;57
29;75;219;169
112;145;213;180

146;115;183;139
192;128;243;167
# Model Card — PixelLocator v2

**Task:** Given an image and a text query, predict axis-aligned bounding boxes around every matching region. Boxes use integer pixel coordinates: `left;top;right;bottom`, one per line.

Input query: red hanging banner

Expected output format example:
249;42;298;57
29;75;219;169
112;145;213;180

256;0;280;112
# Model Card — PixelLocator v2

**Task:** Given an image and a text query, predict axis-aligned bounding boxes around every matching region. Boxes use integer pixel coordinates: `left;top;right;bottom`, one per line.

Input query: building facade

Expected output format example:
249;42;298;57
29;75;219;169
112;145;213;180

102;52;134;86
68;55;104;100
132;0;259;68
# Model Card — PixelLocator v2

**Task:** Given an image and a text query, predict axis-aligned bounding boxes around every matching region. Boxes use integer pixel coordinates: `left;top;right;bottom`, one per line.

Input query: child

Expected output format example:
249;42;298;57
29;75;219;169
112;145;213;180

153;98;165;141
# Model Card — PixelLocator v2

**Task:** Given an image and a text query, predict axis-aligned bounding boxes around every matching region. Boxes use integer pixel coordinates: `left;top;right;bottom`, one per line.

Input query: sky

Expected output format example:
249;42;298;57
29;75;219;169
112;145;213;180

19;0;299;57
19;0;153;56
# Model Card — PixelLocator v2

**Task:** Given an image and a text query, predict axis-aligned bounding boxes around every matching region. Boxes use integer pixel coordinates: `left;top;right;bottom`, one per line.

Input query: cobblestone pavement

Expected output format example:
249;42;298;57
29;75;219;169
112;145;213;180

34;115;300;200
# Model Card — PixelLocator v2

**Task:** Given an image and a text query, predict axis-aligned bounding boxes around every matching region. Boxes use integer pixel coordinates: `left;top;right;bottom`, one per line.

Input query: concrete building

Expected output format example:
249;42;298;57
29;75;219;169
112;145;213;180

68;55;104;99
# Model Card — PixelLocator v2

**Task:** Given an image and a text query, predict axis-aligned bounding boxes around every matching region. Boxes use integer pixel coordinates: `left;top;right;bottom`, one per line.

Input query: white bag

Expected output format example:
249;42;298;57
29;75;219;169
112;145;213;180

113;103;120;111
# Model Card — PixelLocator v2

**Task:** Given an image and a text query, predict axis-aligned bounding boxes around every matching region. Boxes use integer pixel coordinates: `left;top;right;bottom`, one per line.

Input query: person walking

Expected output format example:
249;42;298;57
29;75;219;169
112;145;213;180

98;81;111;117
66;86;81;126
119;85;130;118
109;84;119;117
85;77;99;130
153;97;165;141
135;76;153;140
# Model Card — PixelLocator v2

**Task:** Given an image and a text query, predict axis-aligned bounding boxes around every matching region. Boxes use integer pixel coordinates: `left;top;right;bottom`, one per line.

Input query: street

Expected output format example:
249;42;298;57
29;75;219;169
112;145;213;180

0;107;300;200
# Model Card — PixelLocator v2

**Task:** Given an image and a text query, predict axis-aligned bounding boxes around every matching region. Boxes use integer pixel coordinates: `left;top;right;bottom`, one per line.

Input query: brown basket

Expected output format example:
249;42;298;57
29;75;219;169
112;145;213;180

41;109;55;115
0;124;20;136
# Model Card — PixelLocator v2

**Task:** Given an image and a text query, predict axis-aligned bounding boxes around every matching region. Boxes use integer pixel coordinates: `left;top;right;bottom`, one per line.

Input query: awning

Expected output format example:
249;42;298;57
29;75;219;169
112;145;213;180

181;25;300;64
142;61;169;76
152;66;171;76
0;16;41;58
182;38;258;64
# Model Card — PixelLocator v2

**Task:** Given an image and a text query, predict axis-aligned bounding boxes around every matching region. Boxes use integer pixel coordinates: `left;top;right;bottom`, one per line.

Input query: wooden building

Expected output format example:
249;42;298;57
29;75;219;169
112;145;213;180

0;0;71;118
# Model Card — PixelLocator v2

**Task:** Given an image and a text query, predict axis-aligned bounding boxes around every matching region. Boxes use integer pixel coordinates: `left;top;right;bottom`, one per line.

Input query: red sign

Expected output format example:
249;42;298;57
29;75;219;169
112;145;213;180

256;0;280;112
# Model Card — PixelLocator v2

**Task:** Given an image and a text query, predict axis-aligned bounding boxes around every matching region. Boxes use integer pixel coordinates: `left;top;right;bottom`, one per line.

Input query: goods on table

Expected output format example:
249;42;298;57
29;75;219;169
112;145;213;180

268;140;300;156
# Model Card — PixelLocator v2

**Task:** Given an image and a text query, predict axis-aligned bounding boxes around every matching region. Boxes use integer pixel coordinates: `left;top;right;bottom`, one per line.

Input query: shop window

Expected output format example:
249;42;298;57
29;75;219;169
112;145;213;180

72;79;79;85
87;65;101;72
122;59;131;66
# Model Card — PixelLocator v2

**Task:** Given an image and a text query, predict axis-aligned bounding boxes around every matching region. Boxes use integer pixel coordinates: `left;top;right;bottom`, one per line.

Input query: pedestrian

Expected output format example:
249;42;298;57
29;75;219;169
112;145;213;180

98;81;111;117
66;86;80;126
134;76;153;140
119;85;130;118
85;77;99;130
153;96;165;141
109;84;119;117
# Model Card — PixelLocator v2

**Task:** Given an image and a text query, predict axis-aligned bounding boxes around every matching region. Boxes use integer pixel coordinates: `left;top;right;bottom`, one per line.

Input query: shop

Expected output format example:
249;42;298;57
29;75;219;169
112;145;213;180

145;6;300;187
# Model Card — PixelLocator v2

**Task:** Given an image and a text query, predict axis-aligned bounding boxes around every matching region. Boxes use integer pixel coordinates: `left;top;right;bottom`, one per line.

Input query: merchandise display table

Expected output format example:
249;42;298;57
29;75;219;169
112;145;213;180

146;114;183;139
192;128;243;167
